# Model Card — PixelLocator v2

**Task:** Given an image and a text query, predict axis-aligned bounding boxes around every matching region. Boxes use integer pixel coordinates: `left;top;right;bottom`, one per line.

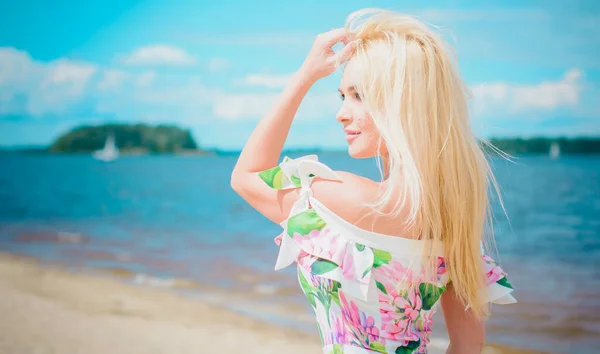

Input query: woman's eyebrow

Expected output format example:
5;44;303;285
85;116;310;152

338;85;357;93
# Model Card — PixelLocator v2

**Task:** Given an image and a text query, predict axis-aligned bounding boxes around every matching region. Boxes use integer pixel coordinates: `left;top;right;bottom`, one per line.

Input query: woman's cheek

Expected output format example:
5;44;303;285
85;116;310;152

358;114;377;134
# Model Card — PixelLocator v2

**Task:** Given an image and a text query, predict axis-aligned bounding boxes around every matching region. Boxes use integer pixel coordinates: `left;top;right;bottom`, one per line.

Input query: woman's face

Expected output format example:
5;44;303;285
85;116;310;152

336;59;386;159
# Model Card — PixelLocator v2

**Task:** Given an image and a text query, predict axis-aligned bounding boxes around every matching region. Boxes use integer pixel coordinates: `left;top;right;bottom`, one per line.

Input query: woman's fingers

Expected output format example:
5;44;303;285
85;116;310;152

332;40;357;65
300;28;356;80
319;28;349;47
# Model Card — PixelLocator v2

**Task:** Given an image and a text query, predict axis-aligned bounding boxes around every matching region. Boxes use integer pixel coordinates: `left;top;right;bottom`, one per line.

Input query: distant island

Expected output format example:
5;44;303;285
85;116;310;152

484;137;600;155
1;123;599;156
48;123;207;154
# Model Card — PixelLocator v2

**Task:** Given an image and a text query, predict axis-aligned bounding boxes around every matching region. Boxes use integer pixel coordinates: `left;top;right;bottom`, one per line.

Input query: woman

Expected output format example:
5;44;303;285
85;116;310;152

231;8;516;354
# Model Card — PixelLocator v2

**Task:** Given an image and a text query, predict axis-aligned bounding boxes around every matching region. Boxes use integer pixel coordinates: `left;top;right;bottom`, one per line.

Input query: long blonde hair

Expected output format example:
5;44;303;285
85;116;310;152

344;8;502;319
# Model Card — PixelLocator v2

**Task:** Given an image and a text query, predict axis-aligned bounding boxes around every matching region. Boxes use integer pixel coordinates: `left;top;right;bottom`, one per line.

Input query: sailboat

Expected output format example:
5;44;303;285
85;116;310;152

93;134;119;162
549;142;560;159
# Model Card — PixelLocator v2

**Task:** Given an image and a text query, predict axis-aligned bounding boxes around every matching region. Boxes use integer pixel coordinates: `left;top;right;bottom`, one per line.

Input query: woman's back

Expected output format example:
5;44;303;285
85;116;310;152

310;169;419;242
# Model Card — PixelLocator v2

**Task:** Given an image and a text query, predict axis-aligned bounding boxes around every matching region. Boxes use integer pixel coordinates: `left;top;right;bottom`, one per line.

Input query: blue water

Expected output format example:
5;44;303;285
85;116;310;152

0;152;599;353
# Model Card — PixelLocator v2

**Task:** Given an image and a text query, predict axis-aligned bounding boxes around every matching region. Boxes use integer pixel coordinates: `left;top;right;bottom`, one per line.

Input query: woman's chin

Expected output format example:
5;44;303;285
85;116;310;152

347;144;371;159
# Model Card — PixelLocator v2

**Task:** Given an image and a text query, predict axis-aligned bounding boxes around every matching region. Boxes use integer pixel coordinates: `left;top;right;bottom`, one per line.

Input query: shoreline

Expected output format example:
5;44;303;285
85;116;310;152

0;251;546;354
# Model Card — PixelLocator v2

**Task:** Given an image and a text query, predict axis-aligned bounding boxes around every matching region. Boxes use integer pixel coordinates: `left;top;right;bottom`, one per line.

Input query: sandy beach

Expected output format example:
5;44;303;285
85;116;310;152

0;252;546;354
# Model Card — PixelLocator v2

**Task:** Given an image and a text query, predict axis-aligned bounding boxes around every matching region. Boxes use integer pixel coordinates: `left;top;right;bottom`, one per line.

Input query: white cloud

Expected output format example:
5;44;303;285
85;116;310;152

95;69;156;92
95;75;216;124
208;58;230;73
233;73;292;88
121;45;197;66
0;47;97;116
42;60;97;91
0;48;33;85
97;69;130;90
213;91;339;121
1;45;594;147
471;69;583;116
513;69;581;110
213;93;278;119
135;71;156;87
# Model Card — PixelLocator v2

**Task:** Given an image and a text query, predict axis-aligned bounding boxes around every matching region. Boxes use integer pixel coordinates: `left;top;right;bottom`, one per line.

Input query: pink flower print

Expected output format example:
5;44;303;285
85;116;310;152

396;287;422;321
292;229;320;245
482;254;505;284
325;312;348;345
297;252;316;270
374;260;416;290
309;273;320;287
414;309;433;333
486;264;504;284
411;310;433;352
337;242;373;282
297;228;342;256
437;257;446;276
274;234;283;246
340;292;384;348
292;228;336;260
340;244;357;279
379;285;422;343
309;273;336;289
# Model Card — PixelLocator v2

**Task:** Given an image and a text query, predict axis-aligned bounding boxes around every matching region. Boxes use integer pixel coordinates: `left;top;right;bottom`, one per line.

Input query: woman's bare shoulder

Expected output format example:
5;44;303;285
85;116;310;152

311;170;383;224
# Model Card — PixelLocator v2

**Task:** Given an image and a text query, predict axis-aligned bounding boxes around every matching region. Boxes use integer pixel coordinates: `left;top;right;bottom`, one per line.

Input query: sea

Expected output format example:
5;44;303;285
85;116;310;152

0;152;598;353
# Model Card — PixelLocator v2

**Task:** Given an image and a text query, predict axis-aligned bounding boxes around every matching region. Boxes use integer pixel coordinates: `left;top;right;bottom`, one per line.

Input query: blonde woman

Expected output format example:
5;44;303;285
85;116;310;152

231;8;516;354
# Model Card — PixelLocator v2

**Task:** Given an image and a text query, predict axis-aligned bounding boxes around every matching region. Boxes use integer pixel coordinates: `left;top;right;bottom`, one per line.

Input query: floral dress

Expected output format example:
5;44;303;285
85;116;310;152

258;155;517;354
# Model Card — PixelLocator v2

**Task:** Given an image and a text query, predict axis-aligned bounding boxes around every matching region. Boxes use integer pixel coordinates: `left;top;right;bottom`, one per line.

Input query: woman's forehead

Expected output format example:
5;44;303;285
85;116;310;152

340;59;360;89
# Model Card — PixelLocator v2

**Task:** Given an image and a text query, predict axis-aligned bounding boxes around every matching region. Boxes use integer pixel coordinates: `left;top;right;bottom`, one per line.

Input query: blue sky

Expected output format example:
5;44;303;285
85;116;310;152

0;0;598;149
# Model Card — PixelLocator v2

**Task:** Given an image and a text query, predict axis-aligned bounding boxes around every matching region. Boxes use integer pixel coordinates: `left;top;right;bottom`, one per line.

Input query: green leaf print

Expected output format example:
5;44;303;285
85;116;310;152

297;269;317;307
289;174;302;187
369;341;386;353
373;249;392;268
355;243;366;251
496;277;513;289
361;264;373;279
329;344;343;354
331;281;342;307
395;339;420;354
311;259;339;275
419;283;446;311
258;166;284;189
317;323;325;345
332;280;341;293
376;281;388;295
286;209;327;237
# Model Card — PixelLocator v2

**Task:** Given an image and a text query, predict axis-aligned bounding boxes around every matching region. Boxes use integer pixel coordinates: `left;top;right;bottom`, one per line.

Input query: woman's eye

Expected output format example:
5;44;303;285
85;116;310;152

338;92;360;101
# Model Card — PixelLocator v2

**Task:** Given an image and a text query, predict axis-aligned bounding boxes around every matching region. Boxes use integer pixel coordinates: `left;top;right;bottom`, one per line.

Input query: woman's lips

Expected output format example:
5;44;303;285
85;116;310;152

345;131;361;142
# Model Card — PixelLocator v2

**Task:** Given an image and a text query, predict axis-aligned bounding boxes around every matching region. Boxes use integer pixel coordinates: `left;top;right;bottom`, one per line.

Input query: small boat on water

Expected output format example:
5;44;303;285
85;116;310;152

93;134;119;162
550;142;560;159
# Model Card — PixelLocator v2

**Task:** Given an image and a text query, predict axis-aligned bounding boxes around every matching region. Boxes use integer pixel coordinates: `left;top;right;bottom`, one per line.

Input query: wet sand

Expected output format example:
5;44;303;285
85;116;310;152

0;252;544;354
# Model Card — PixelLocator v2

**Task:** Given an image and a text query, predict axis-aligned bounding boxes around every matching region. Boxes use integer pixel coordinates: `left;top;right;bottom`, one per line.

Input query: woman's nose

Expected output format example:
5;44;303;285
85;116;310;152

336;106;352;123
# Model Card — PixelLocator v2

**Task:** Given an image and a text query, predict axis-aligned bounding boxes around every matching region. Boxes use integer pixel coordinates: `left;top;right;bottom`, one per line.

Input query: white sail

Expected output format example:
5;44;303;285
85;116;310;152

93;134;119;162
550;142;560;159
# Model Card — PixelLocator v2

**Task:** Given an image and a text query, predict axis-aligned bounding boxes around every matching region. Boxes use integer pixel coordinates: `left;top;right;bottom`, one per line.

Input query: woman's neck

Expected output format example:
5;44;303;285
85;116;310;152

380;155;390;181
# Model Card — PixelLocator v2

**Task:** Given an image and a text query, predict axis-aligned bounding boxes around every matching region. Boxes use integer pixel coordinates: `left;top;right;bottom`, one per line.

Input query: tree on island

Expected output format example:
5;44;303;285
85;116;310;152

49;123;200;154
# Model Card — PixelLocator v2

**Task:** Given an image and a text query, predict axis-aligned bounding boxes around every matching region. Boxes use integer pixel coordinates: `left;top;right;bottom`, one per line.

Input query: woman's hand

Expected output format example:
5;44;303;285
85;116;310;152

231;29;356;220
299;28;356;83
